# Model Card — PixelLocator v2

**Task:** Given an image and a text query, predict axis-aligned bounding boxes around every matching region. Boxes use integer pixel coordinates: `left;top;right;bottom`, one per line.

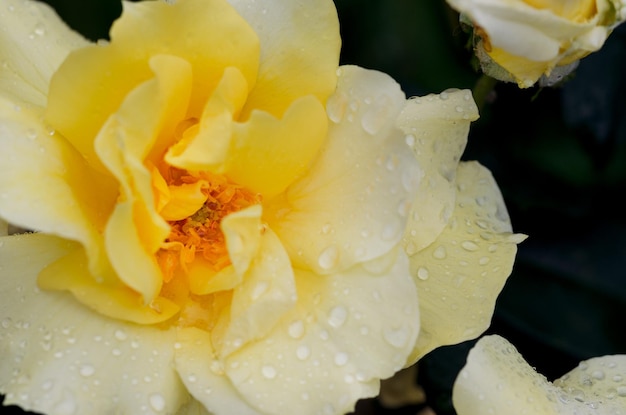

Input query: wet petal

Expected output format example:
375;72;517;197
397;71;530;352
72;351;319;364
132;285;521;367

398;88;478;255
0;97;117;279
0;0;87;107
46;0;259;169
175;327;263;415
266;65;421;274
228;0;340;118
220;219;296;355
406;162;525;361
0;233;188;415
211;248;418;415
452;335;626;415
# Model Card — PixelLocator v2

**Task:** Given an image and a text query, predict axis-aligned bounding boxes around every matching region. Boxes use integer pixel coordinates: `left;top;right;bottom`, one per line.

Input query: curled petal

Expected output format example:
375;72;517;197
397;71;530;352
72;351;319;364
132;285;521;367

398;88;478;254
406;161;525;361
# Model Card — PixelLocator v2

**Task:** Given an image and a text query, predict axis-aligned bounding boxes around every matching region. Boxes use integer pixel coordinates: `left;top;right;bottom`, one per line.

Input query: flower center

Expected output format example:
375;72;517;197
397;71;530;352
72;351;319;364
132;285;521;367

155;167;262;283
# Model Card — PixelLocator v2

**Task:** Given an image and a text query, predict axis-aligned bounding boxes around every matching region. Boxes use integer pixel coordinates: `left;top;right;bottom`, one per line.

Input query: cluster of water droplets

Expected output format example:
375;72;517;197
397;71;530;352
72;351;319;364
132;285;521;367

0;273;183;415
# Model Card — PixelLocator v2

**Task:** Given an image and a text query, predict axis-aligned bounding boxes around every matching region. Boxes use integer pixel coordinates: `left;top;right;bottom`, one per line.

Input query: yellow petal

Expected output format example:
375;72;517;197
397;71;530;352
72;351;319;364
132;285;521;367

215;248;419;415
406;161;526;362
229;0;341;118
165;66;249;171
0;0;87;107
227;95;328;199
266;65;421;274
0;218;7;236
160;181;208;222
452;335;626;415
94;55;194;302
0;97;117;280
0;233;188;414
398;88;478;255
46;0;259;170
221;205;263;276
39;242;180;324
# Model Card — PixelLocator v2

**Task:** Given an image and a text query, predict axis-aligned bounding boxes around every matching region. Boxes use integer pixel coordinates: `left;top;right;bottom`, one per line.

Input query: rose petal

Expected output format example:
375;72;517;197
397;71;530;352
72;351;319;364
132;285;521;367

227;0;341;118
0;97;117;279
175;327;263;415
94;54;193;302
0;233;188;415
266;65;421;274
453;335;626;415
0;0;87;107
398;88;478;255
406;161;525;361
46;0;259;169
187;248;419;415
219;214;297;355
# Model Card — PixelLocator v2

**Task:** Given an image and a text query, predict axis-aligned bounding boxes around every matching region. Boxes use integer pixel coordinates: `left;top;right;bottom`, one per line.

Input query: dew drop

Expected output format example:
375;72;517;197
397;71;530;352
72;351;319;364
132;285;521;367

432;245;447;259
296;345;311;360
461;241;479;252
326;92;347;123
261;365;277;379
328;306;348;328
383;326;410;348
287;320;305;339
114;329;127;341
79;365;95;377
318;245;339;270
361;95;391;135
416;267;429;281
334;352;349;366
405;134;416;147
148;393;166;412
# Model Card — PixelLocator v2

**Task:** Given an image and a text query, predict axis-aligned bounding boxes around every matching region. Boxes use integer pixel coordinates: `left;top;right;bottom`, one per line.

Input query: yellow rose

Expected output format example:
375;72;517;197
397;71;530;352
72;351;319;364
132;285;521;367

0;0;524;414
453;335;626;414
447;0;626;87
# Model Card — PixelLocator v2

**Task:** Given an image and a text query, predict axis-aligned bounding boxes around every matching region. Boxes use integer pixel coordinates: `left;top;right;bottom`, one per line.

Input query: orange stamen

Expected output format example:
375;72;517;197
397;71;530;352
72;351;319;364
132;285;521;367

156;167;262;281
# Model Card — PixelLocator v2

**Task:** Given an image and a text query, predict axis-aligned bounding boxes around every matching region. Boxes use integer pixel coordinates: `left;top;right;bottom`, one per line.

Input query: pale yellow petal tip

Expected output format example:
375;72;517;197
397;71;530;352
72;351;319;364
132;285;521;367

453;335;626;415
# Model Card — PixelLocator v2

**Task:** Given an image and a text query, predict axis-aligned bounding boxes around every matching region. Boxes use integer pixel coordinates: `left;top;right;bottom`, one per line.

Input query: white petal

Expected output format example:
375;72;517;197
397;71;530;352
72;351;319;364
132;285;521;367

266;65;421;274
0;233;189;415
0;0;87;107
453;335;626;415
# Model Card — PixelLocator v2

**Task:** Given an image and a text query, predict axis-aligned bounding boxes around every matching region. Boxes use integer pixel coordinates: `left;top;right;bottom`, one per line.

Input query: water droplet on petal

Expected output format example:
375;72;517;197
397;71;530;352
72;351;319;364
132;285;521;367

79;365;95;377
261;365;277;379
432;245;447;259
334;352;349;366
149;393;165;412
114;329;127;341
328;306;348;328
383;326;410;348
416;267;429;281
287;320;305;339
296;345;311;360
318;246;339;270
461;240;479;251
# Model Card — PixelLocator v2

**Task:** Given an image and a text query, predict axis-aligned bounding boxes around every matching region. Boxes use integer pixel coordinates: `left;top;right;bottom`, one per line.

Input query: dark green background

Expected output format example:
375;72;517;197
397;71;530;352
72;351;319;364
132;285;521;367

3;1;626;414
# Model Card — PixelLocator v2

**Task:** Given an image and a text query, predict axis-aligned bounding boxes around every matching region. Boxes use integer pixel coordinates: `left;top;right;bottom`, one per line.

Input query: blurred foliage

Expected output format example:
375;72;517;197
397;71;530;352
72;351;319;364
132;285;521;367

3;0;626;414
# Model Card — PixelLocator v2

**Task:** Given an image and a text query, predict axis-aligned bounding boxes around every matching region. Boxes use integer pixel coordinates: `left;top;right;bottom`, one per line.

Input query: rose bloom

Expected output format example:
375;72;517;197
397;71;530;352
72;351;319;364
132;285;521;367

0;0;523;414
453;335;626;415
446;0;626;87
